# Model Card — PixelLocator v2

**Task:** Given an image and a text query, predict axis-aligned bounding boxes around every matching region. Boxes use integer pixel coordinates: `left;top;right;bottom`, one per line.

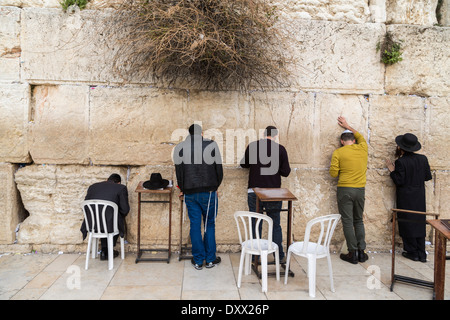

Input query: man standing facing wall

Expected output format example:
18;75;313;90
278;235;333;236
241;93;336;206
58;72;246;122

173;124;223;270
240;126;291;262
329;117;369;264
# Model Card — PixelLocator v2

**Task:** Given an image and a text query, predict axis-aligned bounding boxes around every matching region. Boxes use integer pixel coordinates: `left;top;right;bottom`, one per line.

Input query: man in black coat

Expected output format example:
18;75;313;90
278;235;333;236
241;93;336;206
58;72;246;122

240;126;291;261
80;173;130;260
386;133;432;262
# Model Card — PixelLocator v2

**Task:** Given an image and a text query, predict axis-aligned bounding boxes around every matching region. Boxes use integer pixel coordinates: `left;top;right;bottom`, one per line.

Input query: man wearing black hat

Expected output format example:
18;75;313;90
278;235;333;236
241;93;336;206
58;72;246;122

386;133;432;262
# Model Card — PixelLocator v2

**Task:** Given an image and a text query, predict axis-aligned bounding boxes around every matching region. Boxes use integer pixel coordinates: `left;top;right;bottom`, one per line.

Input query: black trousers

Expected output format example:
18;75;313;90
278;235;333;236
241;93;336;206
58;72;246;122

101;235;119;250
402;236;426;259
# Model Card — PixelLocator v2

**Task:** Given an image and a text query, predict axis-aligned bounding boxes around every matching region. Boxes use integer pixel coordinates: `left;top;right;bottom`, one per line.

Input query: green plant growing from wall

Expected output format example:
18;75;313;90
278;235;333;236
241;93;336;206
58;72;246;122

60;0;89;12
377;32;403;65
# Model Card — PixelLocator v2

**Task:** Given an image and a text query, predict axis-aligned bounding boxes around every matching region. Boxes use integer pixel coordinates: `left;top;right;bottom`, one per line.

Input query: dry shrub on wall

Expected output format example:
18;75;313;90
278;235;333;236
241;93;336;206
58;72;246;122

107;0;293;91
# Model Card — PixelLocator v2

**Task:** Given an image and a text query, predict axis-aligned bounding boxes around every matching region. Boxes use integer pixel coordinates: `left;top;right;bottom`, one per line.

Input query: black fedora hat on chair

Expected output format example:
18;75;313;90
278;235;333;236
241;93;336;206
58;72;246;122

143;173;169;190
395;133;421;152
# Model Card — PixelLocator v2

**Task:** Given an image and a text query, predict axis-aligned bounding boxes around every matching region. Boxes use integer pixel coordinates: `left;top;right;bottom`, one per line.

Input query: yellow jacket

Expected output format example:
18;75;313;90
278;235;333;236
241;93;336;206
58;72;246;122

329;132;368;188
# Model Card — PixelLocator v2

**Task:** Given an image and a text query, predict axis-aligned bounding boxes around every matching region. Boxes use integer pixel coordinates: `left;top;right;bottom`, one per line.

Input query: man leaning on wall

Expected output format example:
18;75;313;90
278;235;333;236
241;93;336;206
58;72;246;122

329;117;369;264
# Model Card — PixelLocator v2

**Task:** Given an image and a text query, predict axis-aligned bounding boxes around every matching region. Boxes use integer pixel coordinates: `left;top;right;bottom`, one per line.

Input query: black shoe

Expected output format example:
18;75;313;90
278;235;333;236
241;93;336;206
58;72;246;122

191;258;203;270
340;251;358;264
100;250;119;261
205;257;221;268
358;249;368;263
402;251;419;261
418;254;427;263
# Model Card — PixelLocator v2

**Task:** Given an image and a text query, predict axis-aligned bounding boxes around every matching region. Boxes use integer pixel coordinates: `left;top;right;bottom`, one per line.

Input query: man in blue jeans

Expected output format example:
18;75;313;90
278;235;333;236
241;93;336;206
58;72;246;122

240;126;291;262
173;124;223;270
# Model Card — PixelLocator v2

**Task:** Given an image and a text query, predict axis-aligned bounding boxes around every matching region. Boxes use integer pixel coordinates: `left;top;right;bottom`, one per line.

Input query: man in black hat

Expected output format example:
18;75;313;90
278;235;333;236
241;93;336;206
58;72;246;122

386;133;432;262
81;173;130;260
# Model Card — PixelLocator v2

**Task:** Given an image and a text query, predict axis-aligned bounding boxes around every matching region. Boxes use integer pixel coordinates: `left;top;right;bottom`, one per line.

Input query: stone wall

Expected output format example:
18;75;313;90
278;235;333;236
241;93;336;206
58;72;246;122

0;0;449;254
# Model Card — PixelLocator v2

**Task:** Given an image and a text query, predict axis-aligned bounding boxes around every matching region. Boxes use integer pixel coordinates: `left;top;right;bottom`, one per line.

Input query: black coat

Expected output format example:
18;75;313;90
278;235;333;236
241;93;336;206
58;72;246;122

174;135;223;194
390;153;432;238
80;181;130;240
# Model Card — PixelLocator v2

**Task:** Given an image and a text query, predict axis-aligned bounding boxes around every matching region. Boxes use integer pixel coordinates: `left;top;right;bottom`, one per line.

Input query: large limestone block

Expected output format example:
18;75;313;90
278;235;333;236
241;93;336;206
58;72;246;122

215;167;249;244
14;164;128;245
21;8;118;84
89;86;187;165
315;93;369;167
364;169;396;247
29;85;90;164
0;83;31;163
435;171;450;219
286;19;385;94
284;169;343;247
0;6;21;82
368;94;426;169
185;90;253;167
251;92;369;168
252;91;315;166
386;0;438;25
271;0;371;24
0;163;25;244
385;25;450;97
424;97;450;169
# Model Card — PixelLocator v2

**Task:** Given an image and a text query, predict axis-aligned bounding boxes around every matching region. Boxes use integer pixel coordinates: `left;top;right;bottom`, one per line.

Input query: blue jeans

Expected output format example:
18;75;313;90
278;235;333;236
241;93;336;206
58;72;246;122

248;192;284;260
185;191;218;265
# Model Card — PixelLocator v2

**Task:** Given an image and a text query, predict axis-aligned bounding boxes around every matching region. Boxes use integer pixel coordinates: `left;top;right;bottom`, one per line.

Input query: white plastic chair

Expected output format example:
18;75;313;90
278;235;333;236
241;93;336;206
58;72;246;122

284;214;341;297
234;211;280;292
82;200;125;270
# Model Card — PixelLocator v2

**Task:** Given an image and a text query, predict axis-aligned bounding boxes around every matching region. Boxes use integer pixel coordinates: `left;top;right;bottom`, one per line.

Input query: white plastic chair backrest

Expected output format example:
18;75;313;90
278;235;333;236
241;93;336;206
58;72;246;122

82;200;119;235
234;211;274;252
301;214;341;255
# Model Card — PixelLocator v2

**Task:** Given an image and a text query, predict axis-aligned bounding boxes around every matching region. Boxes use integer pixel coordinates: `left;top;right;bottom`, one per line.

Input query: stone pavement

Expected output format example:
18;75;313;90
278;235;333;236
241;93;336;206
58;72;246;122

0;251;448;301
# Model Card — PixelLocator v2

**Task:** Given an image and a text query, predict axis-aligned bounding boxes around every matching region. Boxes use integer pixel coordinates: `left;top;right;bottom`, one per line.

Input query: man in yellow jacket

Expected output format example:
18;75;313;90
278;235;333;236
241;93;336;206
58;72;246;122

330;117;368;264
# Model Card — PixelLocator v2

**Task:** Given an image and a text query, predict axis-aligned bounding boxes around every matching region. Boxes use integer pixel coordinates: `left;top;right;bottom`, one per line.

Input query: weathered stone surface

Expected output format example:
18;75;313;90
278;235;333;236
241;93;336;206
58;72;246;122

284;169;343;245
385;25;450;97
270;0;371;23
29;85;90;164
315;93;369;167
386;0;438;25
21;8;119;84
252;91;316;166
368;94;426;169
424;96;450;169
0;0;59;7
89;86;187;165
14;164;128;245
0;84;31;163
0;6;21;82
434;171;450;220
285;19;386;94
0;163;25;244
438;0;450;26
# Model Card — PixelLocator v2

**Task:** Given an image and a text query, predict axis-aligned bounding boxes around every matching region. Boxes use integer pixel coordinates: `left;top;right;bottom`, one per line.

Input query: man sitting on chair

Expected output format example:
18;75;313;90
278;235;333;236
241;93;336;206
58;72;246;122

80;173;130;261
